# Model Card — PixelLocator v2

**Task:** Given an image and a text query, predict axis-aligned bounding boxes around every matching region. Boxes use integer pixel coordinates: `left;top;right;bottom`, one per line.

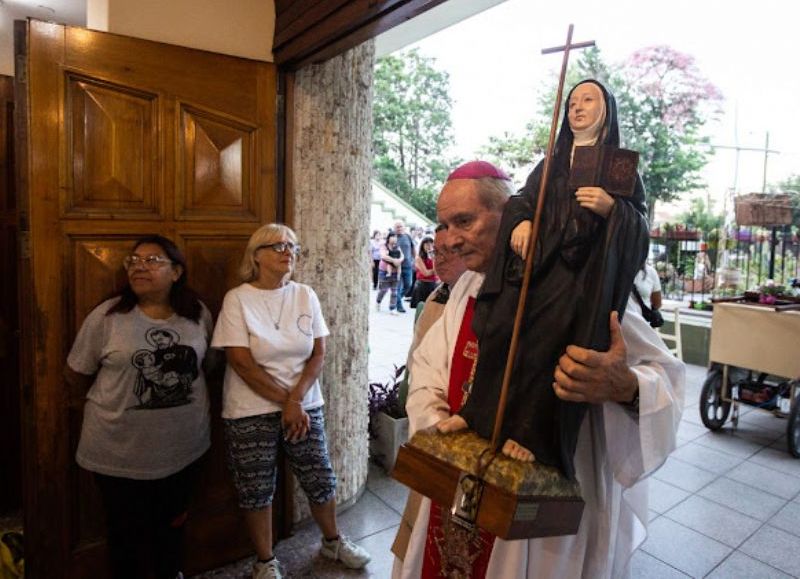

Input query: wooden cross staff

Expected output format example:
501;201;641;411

488;25;596;452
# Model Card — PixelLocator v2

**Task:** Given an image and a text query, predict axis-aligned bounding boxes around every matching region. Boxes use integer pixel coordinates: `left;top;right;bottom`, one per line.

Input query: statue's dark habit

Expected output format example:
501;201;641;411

460;80;649;480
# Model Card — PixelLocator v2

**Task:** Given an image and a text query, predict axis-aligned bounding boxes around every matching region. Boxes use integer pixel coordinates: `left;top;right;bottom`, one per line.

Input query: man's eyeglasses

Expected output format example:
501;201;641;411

258;242;301;255
123;255;173;270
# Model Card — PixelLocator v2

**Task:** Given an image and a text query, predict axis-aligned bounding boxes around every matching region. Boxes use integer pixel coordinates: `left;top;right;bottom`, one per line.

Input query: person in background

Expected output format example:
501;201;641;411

410;236;438;308
211;223;370;579
634;262;663;311
64;235;212;579
369;230;383;290
391;225;467;563
393;220;416;313
376;232;404;314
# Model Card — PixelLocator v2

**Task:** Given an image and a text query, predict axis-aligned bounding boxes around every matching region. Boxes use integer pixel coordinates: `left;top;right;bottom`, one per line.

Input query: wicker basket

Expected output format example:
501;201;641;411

734;193;793;227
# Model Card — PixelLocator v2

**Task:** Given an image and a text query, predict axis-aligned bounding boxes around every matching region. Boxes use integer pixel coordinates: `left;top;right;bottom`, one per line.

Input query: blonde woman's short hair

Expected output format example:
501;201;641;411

239;223;298;282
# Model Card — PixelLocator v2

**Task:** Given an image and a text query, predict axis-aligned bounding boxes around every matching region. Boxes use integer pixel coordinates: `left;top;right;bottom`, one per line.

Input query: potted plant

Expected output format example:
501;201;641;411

368;364;409;472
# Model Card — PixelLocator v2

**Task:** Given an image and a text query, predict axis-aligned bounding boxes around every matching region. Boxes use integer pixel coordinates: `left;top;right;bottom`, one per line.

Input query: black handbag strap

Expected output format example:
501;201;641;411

632;286;654;320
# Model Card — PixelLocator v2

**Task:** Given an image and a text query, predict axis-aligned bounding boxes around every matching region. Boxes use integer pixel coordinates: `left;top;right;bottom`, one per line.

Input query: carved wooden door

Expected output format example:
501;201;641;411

17;20;278;578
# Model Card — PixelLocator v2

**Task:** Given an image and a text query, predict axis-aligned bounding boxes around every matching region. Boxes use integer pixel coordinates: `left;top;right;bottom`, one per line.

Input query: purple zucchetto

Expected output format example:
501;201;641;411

446;160;511;182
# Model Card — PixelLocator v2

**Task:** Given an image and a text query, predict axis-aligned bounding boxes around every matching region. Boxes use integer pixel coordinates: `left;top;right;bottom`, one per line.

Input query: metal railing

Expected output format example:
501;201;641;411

650;225;799;305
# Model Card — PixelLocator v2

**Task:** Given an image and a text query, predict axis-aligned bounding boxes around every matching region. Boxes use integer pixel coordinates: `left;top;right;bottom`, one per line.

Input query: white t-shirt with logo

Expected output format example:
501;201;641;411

67;298;212;479
211;282;329;419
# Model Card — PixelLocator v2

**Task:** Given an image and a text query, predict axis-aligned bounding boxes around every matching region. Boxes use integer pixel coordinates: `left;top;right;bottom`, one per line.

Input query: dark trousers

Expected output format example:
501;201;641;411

372;259;380;289
94;460;200;579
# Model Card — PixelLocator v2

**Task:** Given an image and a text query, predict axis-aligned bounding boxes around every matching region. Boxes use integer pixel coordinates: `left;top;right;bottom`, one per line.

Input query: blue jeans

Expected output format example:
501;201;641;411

395;266;413;311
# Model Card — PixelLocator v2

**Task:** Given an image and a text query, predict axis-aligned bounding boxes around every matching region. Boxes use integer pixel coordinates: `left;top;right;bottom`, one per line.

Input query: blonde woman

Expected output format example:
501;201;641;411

211;223;370;579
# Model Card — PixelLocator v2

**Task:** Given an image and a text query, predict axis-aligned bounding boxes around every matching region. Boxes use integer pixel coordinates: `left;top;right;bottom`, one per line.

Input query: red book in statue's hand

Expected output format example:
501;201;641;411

568;145;639;197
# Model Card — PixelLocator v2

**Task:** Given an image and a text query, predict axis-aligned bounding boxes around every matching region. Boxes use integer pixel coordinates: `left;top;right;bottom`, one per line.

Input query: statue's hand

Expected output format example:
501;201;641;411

502;439;535;462
575;187;615;218
437;415;468;433
510;220;532;258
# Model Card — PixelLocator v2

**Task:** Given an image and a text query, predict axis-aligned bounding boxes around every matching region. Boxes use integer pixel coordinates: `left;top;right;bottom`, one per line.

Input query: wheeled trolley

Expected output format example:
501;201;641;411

699;301;800;456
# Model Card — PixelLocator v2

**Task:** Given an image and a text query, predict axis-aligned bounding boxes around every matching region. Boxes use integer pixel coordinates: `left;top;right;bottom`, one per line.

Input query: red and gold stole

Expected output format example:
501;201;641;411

421;297;495;578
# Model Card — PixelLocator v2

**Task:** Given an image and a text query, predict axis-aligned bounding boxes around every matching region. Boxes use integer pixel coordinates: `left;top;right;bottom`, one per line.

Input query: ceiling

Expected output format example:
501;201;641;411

2;0;86;25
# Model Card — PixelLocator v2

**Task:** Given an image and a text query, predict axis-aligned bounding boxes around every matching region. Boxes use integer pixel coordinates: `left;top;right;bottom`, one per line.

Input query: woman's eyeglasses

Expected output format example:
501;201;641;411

123;255;173;270
258;242;301;255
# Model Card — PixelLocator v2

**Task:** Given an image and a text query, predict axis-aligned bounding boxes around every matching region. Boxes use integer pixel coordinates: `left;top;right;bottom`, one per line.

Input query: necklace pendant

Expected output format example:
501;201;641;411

274;323;280;330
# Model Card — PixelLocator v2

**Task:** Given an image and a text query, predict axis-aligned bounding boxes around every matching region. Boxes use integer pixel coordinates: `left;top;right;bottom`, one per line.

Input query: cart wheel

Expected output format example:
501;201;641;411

787;397;800;458
700;369;731;430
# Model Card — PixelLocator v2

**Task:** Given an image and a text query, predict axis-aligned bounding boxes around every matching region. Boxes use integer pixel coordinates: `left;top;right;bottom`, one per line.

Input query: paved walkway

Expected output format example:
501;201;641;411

198;293;800;578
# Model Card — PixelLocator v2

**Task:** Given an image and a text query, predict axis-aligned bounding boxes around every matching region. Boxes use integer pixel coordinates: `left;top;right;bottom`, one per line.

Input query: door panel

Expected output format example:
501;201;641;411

65;75;160;217
20;20;278;578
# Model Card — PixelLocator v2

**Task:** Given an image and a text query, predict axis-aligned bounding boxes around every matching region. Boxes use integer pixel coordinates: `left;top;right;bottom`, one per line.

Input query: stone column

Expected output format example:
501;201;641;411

290;40;374;520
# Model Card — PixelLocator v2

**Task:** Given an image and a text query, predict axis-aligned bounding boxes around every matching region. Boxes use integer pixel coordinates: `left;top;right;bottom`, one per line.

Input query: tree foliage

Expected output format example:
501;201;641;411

373;49;458;220
775;174;800;225
479;46;723;218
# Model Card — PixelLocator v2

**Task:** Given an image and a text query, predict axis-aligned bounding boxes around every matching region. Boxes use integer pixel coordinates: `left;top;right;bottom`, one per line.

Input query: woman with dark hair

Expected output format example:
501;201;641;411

410;236;438;308
376;232;404;314
64;235;212;579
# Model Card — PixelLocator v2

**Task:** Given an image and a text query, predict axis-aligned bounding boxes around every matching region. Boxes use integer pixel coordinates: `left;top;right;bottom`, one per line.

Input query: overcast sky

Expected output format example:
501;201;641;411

406;0;798;213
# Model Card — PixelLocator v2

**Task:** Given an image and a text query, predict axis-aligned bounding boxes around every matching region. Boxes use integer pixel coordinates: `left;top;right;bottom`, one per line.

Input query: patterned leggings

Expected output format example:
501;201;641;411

224;406;337;510
376;271;398;309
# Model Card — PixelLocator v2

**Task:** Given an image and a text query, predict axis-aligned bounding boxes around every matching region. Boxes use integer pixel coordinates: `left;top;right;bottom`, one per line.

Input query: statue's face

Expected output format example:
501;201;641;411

436;180;502;274
568;83;604;132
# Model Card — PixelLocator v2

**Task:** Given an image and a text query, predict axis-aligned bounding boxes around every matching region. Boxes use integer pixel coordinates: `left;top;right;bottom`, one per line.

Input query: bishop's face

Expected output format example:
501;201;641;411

568;82;604;132
436;179;502;274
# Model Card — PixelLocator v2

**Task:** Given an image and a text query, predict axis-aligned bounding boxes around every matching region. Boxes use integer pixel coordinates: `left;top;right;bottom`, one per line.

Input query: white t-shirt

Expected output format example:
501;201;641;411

633;264;662;310
67;298;212;479
211;281;329;419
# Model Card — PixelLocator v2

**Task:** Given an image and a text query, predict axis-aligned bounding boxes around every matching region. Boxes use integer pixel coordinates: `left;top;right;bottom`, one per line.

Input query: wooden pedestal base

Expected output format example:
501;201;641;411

392;430;584;540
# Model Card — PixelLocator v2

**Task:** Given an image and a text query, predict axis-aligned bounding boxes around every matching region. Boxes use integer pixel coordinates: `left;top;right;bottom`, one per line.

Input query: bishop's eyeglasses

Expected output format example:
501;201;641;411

123;255;174;270
258;241;302;255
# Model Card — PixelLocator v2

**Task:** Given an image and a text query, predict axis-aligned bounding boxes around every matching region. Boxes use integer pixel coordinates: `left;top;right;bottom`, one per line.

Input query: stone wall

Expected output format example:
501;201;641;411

290;40;375;519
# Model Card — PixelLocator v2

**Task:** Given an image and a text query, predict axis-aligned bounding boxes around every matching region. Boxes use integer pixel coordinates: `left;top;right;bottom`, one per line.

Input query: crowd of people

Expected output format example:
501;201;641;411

65;78;685;579
371;221;439;314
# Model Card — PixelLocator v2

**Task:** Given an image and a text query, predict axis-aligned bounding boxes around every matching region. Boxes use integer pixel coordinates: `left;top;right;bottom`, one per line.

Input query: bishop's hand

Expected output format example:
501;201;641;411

552;311;638;405
510;220;532;258
437;414;468;433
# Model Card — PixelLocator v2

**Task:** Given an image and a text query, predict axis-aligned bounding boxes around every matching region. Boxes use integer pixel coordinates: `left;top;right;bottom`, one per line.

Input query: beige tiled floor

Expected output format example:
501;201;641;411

197;294;800;578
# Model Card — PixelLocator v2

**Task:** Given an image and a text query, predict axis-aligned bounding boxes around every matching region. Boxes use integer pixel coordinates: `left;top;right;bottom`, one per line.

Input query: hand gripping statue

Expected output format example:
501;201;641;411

458;80;650;479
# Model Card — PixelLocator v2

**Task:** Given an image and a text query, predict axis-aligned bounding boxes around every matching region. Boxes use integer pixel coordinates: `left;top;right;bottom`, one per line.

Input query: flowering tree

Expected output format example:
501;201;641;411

619;46;723;219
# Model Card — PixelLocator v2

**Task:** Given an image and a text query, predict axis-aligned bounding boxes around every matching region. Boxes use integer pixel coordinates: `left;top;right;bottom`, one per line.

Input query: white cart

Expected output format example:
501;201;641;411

700;301;800;456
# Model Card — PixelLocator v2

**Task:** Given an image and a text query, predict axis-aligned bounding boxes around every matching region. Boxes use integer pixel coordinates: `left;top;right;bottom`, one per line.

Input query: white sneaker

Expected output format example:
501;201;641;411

252;558;284;579
375;302;381;312
320;535;371;569
389;309;398;316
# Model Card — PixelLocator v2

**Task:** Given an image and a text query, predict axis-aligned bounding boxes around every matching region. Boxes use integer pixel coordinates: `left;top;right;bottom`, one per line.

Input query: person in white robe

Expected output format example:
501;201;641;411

393;160;685;579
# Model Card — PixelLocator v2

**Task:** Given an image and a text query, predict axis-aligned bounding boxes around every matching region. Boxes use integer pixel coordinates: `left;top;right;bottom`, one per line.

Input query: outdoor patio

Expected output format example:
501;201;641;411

196;292;800;578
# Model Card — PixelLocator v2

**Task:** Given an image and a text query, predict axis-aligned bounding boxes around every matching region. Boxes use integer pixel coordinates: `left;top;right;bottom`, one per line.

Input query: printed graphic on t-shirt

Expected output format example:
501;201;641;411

297;314;313;336
130;327;198;409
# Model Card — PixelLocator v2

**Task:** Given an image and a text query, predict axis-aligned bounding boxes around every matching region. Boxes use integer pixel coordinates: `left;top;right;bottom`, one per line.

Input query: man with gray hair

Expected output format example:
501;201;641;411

395;160;684;578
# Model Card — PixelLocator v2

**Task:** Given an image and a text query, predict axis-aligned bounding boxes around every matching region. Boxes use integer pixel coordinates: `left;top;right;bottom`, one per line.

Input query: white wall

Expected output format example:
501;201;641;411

96;0;274;62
